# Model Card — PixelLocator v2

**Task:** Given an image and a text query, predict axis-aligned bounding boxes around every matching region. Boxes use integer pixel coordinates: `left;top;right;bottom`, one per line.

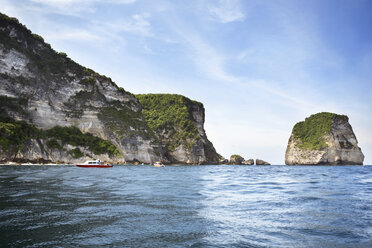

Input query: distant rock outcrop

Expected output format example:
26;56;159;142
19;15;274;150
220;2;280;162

256;159;270;165
242;159;254;165
219;158;229;164
285;112;364;165
229;154;244;165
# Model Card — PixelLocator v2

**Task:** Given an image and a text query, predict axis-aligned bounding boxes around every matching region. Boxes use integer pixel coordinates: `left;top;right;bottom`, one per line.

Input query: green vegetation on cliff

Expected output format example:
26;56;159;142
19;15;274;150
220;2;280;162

136;94;201;152
97;103;152;139
229;154;244;165
0;116;121;158
0;95;29;117
292;112;348;150
230;154;244;160
0;119;42;152
68;148;84;159
46;126;122;157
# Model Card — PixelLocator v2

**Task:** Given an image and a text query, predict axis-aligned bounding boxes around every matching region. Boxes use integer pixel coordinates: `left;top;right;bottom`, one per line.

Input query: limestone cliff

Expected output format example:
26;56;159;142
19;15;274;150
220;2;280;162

285;112;364;165
136;94;220;164
0;13;163;164
0;121;125;164
0;13;219;164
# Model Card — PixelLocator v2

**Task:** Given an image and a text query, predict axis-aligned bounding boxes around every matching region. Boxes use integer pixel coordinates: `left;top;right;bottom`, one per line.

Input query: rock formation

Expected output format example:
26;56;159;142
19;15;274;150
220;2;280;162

136;94;220;164
219;158;229;164
256;159;270;165
242;159;254;165
229;154;244;165
285;112;364;165
0;13;220;164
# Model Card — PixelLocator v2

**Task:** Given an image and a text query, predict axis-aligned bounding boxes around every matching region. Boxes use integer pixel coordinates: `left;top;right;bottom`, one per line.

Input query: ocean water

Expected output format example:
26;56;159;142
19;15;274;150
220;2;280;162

0;165;371;248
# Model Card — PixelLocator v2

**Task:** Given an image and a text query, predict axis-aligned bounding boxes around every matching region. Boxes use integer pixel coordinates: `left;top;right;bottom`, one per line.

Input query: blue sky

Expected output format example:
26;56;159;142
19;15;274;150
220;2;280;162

1;0;372;164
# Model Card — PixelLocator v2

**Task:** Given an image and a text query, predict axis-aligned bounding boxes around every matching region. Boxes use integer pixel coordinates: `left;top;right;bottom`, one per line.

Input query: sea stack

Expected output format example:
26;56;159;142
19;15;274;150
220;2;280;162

229;154;244;165
256;159;270;165
242;159;254;165
136;94;220;165
285;112;364;165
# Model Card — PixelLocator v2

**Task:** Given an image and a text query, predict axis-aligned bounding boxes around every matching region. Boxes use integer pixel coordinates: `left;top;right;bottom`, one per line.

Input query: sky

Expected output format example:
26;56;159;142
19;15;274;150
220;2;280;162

1;0;372;164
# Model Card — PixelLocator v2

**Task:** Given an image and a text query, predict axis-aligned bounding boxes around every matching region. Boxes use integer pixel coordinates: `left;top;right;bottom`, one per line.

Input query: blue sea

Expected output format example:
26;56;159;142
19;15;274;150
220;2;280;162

0;165;371;247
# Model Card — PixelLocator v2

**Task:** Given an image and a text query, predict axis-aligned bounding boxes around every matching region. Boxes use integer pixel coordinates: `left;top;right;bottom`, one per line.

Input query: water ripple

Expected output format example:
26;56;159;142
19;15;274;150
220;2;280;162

0;165;371;247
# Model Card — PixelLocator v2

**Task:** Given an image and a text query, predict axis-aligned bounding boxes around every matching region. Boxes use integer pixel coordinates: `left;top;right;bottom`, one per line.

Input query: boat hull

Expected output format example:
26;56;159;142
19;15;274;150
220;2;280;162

76;164;113;168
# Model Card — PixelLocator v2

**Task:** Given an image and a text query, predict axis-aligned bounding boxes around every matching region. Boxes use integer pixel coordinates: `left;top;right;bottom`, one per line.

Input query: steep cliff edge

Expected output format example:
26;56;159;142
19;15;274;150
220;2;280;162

136;94;220;164
285;112;364;165
0;13;162;163
0;13;220;164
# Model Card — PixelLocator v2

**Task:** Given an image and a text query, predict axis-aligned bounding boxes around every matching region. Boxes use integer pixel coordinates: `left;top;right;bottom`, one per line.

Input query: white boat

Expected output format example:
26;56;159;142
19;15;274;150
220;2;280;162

153;161;165;167
76;160;113;168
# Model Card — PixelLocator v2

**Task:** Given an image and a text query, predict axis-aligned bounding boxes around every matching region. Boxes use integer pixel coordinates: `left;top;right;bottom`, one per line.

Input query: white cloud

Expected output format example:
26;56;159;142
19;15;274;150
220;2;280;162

2;0;157;52
30;0;136;6
45;28;104;42
172;24;326;114
208;0;244;23
27;0;136;16
182;33;238;82
118;13;152;36
87;13;153;41
0;0;24;18
41;13;153;48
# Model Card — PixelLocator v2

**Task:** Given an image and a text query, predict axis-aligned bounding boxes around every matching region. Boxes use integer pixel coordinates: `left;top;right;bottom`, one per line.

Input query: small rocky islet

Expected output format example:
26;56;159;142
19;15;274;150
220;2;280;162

0;13;365;166
222;155;270;165
285;112;364;165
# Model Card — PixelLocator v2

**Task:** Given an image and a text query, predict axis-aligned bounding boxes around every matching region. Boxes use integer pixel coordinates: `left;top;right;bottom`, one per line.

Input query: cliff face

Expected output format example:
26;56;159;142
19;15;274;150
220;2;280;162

0;121;125;164
136;94;220;164
285;112;364;165
0;13;160;164
0;13;219;164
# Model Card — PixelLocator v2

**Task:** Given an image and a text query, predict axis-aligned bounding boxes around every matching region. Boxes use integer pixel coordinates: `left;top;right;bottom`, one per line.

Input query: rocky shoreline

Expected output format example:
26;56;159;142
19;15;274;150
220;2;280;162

0;157;271;166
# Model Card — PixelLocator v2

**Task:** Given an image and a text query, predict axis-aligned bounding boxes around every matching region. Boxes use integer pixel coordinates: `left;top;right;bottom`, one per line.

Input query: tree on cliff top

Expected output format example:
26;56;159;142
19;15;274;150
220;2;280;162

292;112;348;150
